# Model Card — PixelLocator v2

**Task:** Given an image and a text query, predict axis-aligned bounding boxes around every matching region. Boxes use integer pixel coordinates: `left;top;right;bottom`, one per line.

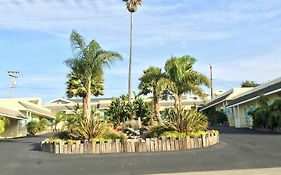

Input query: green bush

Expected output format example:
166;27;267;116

165;109;208;133
145;124;175;138
72;117;107;140
96;129;127;140
250;97;281;130
160;131;187;138
27;119;50;135
53;131;74;140
205;109;228;125
27;121;41;135
0;117;10;134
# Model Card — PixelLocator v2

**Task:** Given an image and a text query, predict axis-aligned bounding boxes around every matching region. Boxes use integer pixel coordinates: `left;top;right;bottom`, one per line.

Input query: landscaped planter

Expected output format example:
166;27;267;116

41;132;219;154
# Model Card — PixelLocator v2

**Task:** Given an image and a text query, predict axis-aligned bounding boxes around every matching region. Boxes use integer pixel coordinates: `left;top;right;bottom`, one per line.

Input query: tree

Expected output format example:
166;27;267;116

139;67;163;123
133;96;152;126
123;0;142;101
0;117;10;134
65;31;122;119
160;55;210;111
54;112;66;130
106;95;135;127
241;80;260;87
66;71;104;112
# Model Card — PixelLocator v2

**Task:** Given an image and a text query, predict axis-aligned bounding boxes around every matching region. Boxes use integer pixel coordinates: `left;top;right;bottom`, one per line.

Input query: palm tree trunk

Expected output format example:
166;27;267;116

128;12;133;102
153;91;162;124
84;77;92;119
174;94;182;114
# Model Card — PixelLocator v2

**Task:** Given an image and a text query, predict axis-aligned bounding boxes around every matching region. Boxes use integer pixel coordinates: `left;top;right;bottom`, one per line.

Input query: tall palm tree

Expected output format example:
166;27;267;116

139;66;163;124
65;31;123;119
160;55;210;111
123;0;142;101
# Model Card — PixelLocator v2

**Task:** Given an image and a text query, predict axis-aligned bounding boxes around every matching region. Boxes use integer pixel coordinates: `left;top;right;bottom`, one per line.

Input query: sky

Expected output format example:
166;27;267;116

1;0;281;102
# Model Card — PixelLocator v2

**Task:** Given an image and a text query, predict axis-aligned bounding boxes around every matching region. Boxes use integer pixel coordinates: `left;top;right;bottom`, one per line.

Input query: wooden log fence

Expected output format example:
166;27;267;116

41;133;219;154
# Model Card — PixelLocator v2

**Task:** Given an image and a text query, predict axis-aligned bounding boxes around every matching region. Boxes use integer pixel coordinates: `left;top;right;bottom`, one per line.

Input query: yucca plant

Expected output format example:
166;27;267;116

72;110;108;140
164;108;208;133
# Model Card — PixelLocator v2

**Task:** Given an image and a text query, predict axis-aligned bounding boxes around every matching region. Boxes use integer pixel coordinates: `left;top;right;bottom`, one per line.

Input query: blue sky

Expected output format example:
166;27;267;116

1;0;281;102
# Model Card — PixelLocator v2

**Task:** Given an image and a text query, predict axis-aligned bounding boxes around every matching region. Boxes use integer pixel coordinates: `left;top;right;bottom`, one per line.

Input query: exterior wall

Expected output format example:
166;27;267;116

228;93;281;128
0;118;21;138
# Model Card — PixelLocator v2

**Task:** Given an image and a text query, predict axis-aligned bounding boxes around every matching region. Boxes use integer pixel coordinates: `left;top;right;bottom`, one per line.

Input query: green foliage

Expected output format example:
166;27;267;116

205;108;228;125
72;116;107;140
52;131;74;140
160;131;187;138
138;67;162;96
145;124;175;138
241;80;260;87
161;107;174;120
249;96;281;130
138;66;163;123
106;95;132;126
54;112;66;130
27;121;41;135
65;30;122;119
96;129;127;140
66;71;104;98
0;119;5;134
162;55;210;98
106;95;152;127
0;117;10;134
123;0;142;13
156;55;210;111
133;96;152;126
164;108;208;133
27;119;51;135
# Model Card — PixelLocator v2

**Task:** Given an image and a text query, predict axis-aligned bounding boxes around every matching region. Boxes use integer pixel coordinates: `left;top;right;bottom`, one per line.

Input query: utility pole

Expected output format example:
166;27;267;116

209;65;213;99
8;71;19;98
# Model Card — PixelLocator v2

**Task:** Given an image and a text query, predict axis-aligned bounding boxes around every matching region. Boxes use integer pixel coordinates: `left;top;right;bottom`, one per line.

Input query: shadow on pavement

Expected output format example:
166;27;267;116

209;126;281;135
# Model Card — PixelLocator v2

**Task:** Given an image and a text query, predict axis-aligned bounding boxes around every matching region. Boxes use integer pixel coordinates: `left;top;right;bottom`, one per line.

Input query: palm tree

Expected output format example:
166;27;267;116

65;31;123;119
66;71;104;114
123;0;142;101
160;55;210;111
138;67;163;123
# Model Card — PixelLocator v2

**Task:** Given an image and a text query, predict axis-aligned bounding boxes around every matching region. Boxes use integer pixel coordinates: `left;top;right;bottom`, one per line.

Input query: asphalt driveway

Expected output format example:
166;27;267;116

1;127;281;175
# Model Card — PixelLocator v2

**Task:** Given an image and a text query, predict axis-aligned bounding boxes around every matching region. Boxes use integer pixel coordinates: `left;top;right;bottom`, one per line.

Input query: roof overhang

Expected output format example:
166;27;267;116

228;88;281;107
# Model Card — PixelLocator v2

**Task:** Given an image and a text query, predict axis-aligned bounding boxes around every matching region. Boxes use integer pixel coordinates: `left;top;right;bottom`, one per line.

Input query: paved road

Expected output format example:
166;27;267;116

1;127;281;175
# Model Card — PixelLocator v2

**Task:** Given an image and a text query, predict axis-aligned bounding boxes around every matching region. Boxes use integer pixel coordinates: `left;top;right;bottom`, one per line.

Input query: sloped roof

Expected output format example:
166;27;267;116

0;106;25;120
200;90;233;111
46;98;75;105
19;101;55;119
228;78;281;107
68;97;113;103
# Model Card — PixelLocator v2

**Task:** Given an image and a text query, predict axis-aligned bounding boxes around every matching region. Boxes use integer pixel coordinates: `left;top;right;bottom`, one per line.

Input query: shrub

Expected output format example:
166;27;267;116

165;108;208;133
145;124;175;138
205;108;228;125
27;119;50;135
250;96;281;130
96;129;127;140
72;117;107;140
160;131;187;138
0;117;10;134
53;131;74;140
27;121;41;135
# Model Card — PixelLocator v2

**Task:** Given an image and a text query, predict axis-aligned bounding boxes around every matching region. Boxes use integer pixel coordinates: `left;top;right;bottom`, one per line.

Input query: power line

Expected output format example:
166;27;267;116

0;15;127;22
0;0;104;5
